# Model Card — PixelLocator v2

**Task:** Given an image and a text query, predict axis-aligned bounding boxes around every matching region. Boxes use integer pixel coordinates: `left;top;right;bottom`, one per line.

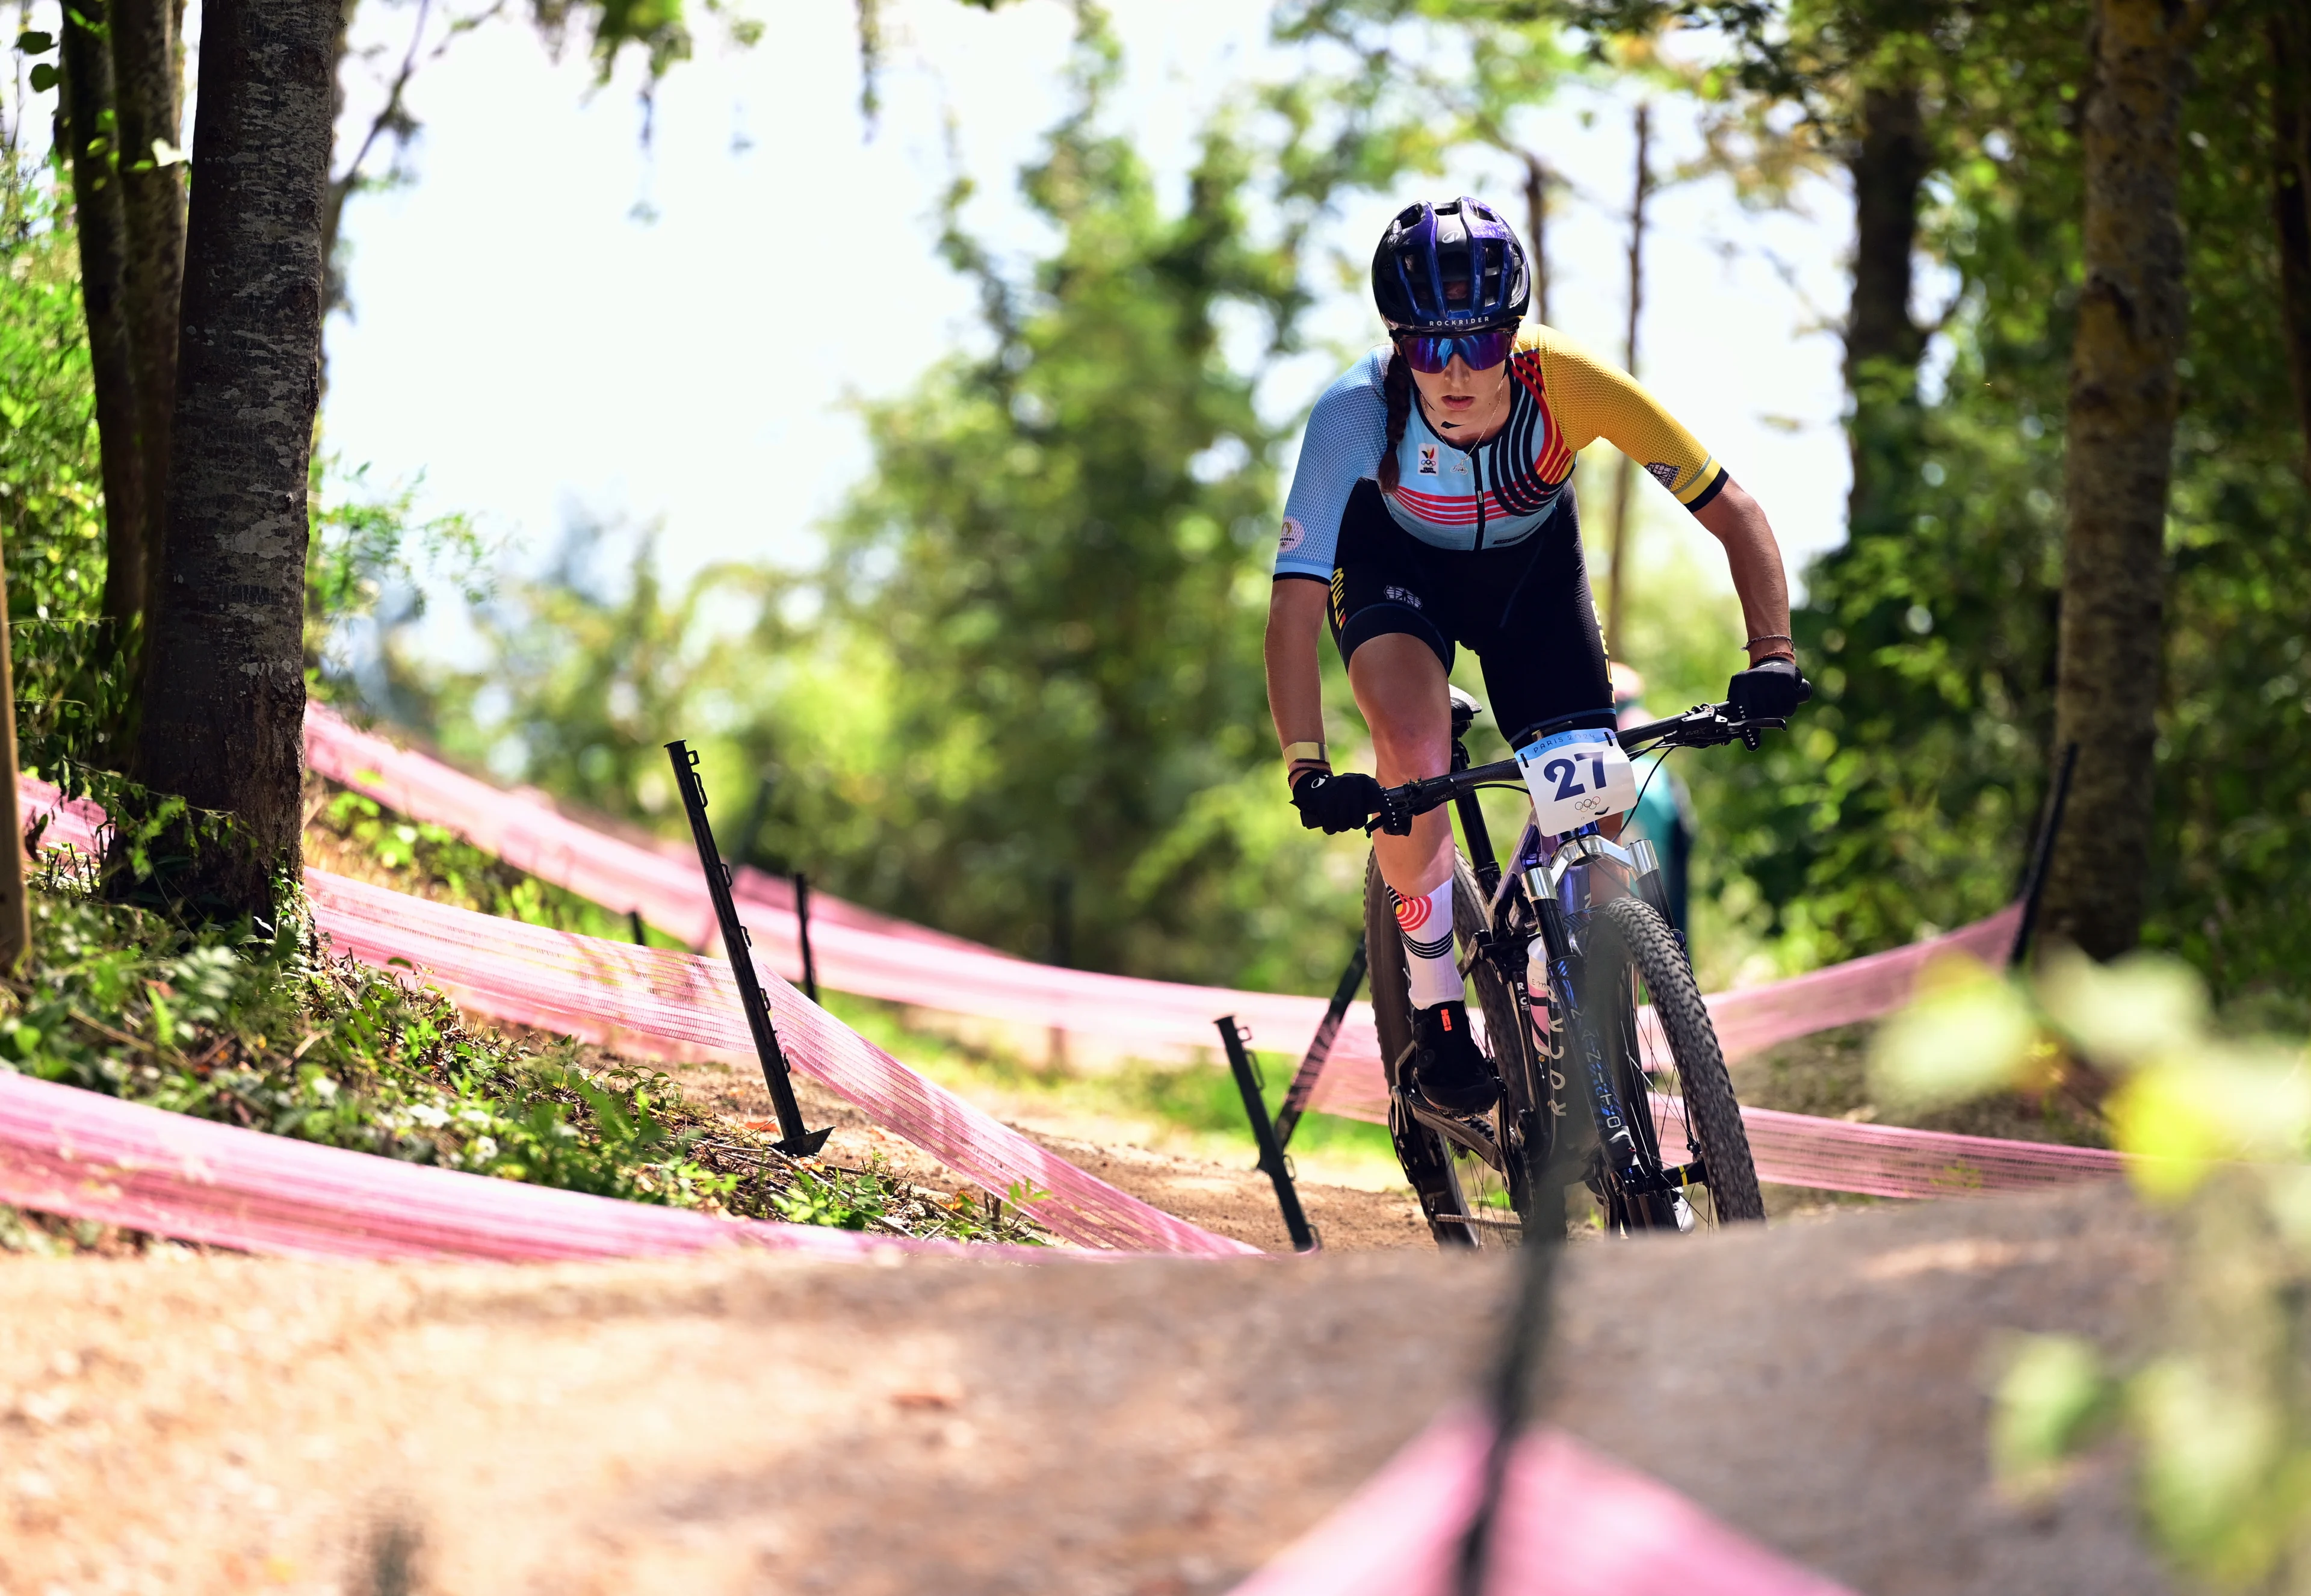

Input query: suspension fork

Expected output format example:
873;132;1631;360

1529;884;1646;1189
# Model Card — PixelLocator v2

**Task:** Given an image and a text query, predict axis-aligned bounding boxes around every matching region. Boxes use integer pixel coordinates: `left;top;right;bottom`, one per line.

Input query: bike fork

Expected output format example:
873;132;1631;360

1529;894;1648;1219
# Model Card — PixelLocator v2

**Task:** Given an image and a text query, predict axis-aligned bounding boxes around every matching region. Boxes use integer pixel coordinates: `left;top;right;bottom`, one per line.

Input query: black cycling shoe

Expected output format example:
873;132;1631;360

1408;1000;1500;1116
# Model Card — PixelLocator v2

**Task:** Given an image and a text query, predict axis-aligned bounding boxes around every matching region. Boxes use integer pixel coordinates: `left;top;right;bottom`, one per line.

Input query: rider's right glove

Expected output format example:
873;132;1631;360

1290;769;1385;835
1727;657;1812;722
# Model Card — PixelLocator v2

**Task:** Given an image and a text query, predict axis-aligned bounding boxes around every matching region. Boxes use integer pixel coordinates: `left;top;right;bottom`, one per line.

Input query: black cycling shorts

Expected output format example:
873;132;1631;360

1314;478;1613;747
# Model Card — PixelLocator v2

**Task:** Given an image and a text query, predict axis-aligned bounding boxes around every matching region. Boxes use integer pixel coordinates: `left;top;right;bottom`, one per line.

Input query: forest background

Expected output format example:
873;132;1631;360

3;0;2308;1019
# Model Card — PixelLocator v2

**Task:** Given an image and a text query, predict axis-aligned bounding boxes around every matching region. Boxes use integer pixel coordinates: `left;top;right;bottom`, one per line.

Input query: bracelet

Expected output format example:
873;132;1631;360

1282;740;1327;765
1742;634;1793;651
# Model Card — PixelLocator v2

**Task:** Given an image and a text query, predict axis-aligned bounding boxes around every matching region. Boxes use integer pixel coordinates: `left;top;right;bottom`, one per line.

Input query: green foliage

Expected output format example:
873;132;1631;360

1691;2;2311;1004
0;170;122;778
0;873;1042;1245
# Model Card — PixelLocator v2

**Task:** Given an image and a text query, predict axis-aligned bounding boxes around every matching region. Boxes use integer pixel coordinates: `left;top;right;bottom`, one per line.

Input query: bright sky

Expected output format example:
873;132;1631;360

316;0;1855;601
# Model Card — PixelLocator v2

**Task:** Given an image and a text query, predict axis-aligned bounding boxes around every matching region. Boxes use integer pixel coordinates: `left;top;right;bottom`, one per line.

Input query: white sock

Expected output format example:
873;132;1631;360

1389;880;1464;1009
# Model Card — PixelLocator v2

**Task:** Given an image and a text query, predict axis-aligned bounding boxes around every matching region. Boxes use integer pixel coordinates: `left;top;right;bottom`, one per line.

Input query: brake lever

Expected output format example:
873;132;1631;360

1367;781;1425;837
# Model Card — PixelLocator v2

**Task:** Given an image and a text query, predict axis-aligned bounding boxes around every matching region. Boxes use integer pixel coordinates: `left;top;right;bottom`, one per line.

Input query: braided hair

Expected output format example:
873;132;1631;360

1376;345;1412;494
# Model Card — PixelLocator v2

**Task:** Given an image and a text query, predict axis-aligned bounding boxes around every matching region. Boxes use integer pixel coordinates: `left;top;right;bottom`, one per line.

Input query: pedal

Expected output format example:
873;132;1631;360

1402;1084;1505;1168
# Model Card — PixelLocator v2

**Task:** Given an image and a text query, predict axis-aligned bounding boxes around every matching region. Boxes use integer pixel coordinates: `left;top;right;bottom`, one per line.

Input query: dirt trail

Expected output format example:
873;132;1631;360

0;1184;2173;1595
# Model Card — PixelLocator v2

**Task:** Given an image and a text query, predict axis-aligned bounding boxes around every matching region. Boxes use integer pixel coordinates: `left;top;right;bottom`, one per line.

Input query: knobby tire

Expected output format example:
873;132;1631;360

1588;895;1766;1226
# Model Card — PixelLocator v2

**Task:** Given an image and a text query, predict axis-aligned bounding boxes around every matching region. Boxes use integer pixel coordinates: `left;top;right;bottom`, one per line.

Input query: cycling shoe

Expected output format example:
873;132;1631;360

1409;1000;1500;1116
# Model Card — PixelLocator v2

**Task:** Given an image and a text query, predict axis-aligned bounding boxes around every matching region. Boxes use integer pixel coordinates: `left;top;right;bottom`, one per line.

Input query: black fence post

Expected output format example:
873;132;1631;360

2009;740;2081;970
1216;1015;1318;1253
667;739;830;1157
792;871;820;1004
1273;934;1367;1149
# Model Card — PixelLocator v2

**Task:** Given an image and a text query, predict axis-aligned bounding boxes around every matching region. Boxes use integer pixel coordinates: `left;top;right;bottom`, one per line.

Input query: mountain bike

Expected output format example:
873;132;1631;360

1363;690;1784;1249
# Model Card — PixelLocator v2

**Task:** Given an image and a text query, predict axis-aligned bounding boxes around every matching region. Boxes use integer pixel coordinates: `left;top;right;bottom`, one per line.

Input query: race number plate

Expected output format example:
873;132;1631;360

1516;727;1639;834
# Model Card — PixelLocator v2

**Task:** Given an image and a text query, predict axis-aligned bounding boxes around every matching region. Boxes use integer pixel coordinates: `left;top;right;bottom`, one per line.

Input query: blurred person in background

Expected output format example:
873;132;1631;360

1612;663;1693;935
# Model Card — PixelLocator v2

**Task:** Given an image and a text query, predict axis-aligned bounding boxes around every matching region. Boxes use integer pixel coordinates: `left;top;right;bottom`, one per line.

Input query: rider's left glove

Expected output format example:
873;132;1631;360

1727;657;1811;722
1290;769;1385;835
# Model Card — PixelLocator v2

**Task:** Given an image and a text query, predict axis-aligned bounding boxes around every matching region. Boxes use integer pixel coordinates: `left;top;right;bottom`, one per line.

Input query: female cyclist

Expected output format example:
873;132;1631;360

1266;197;1807;1116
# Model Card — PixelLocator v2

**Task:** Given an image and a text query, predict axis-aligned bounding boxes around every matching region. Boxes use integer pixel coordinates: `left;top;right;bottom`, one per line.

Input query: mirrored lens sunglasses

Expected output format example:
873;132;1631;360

1396;329;1515;374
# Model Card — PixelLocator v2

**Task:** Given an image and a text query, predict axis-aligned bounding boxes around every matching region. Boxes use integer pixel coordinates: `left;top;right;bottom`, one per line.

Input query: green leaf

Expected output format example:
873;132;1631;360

17;29;55;52
27;61;57;92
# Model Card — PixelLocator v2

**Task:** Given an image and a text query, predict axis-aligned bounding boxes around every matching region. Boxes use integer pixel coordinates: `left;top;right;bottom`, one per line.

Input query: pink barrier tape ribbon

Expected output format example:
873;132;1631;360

0;1066;982;1264
1733;1102;2123;1198
305;704;1023;960
304;705;1343;1059
13;769;2115;1210
302;872;1258;1257
1227;1407;1857;1596
5;772;1255;1257
302;708;2035;1094
1302;908;2025;1127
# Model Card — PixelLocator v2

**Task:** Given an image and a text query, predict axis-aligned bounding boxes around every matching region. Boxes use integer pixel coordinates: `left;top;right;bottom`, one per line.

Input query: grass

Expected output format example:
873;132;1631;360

0;859;1047;1254
817;991;1407;1187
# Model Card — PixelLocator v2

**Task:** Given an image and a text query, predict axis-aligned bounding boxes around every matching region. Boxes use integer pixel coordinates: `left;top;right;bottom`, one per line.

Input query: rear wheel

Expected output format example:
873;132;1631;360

1586;895;1765;1228
1366;853;1541;1250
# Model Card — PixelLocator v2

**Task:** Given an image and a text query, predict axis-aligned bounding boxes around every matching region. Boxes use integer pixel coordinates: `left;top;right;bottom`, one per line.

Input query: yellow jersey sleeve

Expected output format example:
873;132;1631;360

1527;324;1727;510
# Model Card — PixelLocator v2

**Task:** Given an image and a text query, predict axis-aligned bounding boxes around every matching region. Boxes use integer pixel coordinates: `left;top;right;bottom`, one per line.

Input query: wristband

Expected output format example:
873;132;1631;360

1281;740;1327;765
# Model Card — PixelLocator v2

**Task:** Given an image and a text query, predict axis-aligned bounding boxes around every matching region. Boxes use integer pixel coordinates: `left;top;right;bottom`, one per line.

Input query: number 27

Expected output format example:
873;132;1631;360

1541;755;1610;802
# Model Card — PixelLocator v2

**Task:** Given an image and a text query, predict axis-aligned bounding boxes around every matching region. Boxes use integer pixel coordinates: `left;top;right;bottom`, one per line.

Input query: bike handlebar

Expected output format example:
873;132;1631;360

1367;701;1792;836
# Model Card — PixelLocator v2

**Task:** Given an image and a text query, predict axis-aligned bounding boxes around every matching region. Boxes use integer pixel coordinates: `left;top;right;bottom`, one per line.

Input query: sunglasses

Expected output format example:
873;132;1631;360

1396;328;1515;374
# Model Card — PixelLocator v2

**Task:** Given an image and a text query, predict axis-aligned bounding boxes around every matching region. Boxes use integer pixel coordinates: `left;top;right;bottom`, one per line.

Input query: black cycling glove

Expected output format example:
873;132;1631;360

1727;657;1811;722
1291;769;1385;835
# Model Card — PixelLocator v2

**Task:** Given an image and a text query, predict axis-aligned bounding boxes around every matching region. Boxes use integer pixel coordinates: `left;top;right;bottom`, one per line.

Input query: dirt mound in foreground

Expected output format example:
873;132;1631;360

0;1185;2171;1595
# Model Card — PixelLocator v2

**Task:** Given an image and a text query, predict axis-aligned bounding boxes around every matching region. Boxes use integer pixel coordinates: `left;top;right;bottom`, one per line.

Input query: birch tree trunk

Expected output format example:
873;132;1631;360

110;0;189;631
129;0;335;915
56;2;149;639
2038;0;2195;960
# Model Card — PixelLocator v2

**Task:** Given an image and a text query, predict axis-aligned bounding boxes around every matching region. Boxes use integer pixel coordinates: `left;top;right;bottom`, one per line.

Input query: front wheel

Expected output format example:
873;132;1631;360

1587;894;1765;1228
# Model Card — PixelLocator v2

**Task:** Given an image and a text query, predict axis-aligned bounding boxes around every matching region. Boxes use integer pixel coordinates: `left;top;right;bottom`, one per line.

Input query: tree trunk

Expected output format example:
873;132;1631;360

110;0;189;631
1843;77;1931;542
2039;0;2193;961
1521;150;1550;326
57;2;149;638
2271;10;2311;472
1606;101;1650;653
129;0;336;916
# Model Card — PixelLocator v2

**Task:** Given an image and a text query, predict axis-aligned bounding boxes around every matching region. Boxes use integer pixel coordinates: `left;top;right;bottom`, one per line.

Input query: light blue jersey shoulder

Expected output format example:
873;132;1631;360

1274;348;1390;581
1273;338;1583;580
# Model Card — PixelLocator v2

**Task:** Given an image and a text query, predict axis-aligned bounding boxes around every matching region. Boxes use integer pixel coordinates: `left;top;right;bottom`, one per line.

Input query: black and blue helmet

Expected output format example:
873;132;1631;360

1370;197;1531;335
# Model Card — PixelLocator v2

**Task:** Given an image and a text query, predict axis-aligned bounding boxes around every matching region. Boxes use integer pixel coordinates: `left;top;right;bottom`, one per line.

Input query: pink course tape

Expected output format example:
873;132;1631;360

303;871;1257;1256
0;1066;979;1264
20;733;2129;1215
13;775;1253;1257
1226;1408;1856;1596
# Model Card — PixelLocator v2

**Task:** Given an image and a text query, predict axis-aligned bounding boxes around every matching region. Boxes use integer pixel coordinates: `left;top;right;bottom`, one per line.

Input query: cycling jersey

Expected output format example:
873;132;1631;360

1273;323;1728;582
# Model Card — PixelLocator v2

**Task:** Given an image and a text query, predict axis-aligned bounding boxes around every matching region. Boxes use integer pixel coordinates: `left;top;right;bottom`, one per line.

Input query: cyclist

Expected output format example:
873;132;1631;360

1266;197;1805;1116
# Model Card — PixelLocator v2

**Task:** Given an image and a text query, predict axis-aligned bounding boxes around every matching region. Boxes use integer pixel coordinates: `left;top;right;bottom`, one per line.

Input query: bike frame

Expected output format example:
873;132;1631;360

1384;702;1785;1223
